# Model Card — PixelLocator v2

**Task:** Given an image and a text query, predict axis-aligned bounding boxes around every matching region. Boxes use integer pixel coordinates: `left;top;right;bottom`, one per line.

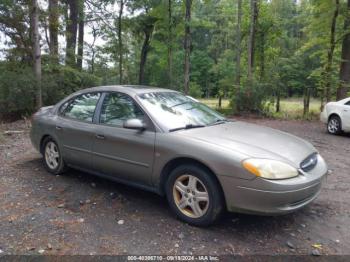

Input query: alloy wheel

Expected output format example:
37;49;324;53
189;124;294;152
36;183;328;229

45;141;60;170
328;118;339;133
173;174;209;218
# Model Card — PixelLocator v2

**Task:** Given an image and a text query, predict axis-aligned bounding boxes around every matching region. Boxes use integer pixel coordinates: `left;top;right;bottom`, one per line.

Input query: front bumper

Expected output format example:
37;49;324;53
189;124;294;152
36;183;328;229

220;154;328;215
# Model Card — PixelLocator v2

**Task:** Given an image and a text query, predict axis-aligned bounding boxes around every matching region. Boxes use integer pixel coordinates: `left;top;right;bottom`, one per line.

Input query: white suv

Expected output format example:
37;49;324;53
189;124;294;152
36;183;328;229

320;97;350;135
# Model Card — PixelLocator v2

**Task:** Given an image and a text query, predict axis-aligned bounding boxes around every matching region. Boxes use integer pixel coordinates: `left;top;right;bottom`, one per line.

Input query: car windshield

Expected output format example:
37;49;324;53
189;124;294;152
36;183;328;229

138;92;226;131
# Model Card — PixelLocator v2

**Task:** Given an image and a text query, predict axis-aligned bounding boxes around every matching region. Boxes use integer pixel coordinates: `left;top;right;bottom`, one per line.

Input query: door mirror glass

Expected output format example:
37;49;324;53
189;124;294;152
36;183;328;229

123;118;145;130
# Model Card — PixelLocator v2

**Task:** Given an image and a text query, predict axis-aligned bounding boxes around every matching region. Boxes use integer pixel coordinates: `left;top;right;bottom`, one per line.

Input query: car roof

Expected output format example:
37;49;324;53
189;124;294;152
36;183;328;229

77;85;178;96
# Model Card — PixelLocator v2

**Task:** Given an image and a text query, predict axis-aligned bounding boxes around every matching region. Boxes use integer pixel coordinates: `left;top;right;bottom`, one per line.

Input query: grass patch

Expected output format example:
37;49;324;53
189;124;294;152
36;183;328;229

199;97;321;120
199;98;233;116
199;98;230;109
267;98;320;120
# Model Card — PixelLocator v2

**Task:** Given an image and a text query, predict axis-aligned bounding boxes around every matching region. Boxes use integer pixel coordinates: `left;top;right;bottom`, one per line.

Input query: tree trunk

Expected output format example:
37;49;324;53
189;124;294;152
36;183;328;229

168;0;173;88
48;0;59;62
260;32;265;80
303;88;310;116
65;0;78;67
321;0;339;110
118;0;124;84
30;0;42;109
89;26;98;74
247;0;259;83
184;0;192;95
77;0;84;70
337;0;350;100
235;0;242;89
139;25;154;85
276;91;280;113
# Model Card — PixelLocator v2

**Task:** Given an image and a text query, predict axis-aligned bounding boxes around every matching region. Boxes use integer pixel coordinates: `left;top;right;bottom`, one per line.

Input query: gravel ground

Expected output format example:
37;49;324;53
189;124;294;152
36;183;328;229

0;118;349;256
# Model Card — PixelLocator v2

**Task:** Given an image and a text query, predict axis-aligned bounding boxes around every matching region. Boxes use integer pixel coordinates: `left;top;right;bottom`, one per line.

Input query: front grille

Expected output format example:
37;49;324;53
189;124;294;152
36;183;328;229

300;153;318;172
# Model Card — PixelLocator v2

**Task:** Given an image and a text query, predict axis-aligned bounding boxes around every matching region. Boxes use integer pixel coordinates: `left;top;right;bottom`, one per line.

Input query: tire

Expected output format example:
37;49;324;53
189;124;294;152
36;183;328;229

42;137;67;175
165;164;224;227
327;115;342;135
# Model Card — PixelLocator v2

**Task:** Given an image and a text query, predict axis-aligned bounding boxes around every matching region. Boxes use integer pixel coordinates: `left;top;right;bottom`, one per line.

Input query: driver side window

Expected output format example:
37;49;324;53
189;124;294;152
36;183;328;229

100;92;144;127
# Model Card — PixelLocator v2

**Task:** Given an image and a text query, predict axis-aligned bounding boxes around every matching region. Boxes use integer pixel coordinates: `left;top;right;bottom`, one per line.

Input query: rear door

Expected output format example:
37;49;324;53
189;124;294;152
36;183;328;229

56;92;101;169
92;92;156;186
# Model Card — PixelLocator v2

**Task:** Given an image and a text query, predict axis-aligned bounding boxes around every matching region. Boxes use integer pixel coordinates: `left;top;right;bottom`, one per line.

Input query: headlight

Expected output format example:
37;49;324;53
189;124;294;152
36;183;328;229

242;158;299;180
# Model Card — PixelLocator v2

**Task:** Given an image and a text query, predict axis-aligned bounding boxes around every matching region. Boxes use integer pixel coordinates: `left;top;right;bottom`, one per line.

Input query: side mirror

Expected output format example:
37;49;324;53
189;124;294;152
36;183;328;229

123;118;145;131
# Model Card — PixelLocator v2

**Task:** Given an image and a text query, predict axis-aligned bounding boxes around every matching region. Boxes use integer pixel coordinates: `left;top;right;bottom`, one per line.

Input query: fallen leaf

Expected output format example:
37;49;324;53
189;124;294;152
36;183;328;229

312;244;322;249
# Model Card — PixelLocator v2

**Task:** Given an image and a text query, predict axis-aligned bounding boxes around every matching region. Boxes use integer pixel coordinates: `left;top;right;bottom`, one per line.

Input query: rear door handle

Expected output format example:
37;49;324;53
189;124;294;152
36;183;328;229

95;134;105;140
56;126;62;130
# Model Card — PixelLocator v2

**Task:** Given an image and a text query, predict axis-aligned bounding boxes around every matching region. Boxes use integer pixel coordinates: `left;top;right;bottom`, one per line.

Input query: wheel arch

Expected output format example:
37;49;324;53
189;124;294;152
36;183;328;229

328;113;341;122
39;134;52;154
158;157;225;201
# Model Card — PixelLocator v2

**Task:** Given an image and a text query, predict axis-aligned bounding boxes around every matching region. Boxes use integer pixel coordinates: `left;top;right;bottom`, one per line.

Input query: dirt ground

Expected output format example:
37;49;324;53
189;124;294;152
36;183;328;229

0;118;349;256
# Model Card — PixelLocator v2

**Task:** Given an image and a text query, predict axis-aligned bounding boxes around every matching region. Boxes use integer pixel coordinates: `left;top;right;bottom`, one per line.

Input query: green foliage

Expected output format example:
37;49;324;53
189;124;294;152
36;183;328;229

42;64;101;105
1;0;349;120
232;80;271;113
189;82;202;98
0;66;36;117
0;61;101;118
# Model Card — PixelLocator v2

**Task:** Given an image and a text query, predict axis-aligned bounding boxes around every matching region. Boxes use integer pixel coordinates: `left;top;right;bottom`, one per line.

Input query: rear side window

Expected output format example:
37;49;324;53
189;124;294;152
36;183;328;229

60;92;101;122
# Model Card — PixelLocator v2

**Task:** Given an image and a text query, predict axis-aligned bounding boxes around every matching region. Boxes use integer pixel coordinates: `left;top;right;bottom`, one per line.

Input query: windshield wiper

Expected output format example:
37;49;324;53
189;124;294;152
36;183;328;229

169;124;206;132
208;118;229;126
170;101;191;108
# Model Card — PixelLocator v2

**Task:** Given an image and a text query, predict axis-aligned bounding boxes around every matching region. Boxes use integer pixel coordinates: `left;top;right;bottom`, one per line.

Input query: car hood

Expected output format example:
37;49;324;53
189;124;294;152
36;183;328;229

179;121;316;168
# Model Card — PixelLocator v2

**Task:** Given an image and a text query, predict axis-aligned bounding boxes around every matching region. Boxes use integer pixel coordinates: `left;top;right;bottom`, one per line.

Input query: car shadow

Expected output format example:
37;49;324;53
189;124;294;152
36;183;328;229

322;129;350;138
18;157;319;234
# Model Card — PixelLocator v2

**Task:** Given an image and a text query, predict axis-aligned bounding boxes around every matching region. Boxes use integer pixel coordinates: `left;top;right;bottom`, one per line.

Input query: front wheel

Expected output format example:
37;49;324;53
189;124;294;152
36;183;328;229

328;115;342;135
165;164;224;227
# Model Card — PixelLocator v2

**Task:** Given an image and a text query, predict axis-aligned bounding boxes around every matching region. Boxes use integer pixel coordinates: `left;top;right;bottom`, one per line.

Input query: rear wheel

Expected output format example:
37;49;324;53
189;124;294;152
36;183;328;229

328;115;342;135
42;137;67;175
165;164;224;226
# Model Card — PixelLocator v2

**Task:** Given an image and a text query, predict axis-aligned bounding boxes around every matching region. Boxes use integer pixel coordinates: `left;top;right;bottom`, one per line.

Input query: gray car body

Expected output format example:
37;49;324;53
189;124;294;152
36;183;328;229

30;85;328;215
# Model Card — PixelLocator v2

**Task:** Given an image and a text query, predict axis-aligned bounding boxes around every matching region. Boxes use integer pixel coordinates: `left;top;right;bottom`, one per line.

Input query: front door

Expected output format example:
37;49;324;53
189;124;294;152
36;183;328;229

341;100;350;131
92;92;155;186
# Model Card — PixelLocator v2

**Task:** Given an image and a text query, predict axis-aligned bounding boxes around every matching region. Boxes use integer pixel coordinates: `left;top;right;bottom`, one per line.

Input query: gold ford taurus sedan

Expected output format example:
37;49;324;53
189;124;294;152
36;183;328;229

30;85;328;226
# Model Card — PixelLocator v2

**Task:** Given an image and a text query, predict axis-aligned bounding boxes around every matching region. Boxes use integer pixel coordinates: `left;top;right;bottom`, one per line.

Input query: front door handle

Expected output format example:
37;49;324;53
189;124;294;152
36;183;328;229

56;126;62;130
95;134;105;140
344;109;348;112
